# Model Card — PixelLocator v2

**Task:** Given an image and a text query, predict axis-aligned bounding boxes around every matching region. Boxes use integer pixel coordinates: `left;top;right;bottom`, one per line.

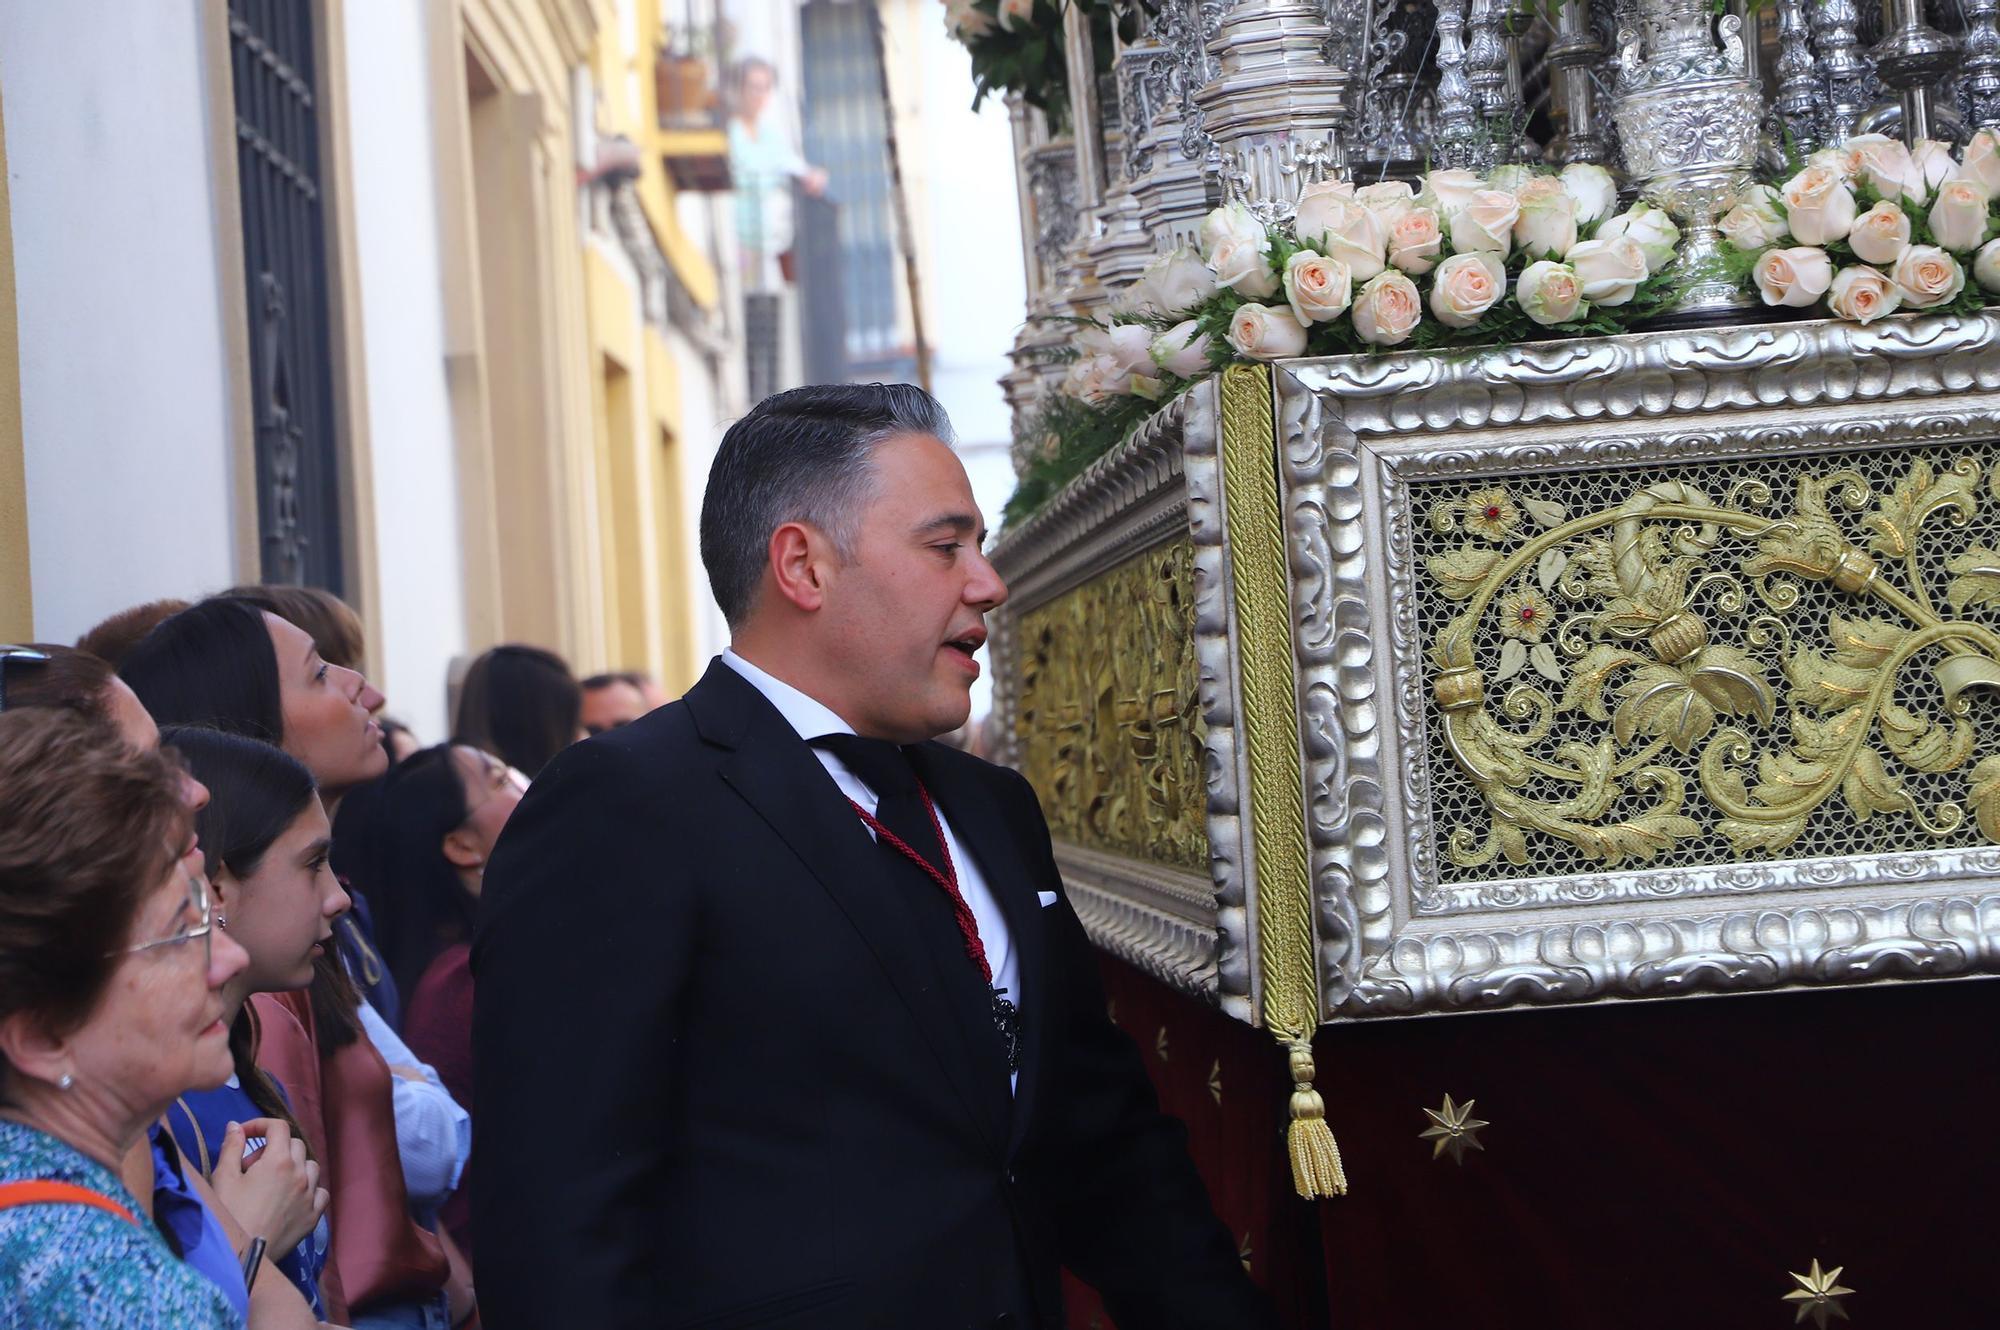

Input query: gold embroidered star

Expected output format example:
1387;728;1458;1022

1418;1094;1488;1163
1782;1259;1854;1327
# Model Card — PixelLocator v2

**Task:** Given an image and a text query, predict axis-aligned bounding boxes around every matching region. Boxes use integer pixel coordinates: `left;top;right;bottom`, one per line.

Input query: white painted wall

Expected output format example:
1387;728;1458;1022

905;12;1025;723
1;3;240;642
341;0;469;743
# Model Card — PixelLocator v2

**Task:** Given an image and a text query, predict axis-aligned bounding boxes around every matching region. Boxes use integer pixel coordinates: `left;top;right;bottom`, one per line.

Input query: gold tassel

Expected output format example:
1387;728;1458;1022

1284;1041;1347;1198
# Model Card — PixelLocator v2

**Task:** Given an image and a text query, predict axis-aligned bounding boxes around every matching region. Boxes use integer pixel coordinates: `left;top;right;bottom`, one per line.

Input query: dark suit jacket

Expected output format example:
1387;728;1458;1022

472;660;1276;1330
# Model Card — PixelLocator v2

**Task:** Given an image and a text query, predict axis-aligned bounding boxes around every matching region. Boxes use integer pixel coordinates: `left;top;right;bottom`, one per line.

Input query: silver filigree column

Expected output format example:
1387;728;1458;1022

1773;0;1820;155
1433;0;1483;170
1544;0;1610;165
1872;0;1960;145
1353;0;1428;180
1965;0;2000;130
1130;0;1218;250
1465;0;1508;168
1810;0;1880;144
1612;0;1762;321
1193;0;1356;220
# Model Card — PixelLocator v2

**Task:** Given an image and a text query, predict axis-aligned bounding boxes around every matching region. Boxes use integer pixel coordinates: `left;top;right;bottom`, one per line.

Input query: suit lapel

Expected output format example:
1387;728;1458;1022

690;665;1006;1152
911;746;1051;1159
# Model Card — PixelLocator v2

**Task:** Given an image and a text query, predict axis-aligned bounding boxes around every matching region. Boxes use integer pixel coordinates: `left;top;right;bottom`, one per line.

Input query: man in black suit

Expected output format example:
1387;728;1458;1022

472;384;1277;1329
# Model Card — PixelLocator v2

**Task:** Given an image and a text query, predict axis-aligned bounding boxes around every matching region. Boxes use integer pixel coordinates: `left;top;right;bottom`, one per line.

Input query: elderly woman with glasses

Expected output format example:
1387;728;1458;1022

0;709;253;1329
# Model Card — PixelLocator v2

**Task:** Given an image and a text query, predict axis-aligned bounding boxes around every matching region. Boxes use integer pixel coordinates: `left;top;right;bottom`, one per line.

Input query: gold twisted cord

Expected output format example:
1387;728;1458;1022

1216;364;1344;1198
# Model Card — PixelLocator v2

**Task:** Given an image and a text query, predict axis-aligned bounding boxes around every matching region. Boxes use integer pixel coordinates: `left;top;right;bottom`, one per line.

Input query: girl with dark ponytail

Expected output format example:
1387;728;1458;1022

163;727;350;1318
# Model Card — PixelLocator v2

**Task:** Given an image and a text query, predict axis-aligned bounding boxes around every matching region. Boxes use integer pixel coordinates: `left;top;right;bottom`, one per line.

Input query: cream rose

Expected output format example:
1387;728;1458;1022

1427;251;1506;328
1512;176;1578;260
1419;168;1485;216
1975;237;2000;294
1079;323;1161;378
1958;129;2000;194
1847;200;1912;265
1209;236;1279;299
1515;259;1586;326
1283;250;1354;324
1131;247;1219;315
1827;265;1903;323
1752;246;1834;308
942;0;994;42
1565;235;1649;306
1350;271;1423;346
1846;132;1924;203
1151;320;1215;378
996;0;1036;31
1559;163;1620;225
1292;179;1360;251
1913;139;1959;194
1891;244;1965;308
1594;203;1679;273
1782;165;1859;246
1356;180;1417;225
1200;202;1267;260
1488;164;1535;196
1807;145;1858;180
1387;206;1444;275
1300;199;1387;282
1719;184;1790;251
1449;190;1520;255
1928;178;1992;254
1225;302;1308;361
1062;352;1130;404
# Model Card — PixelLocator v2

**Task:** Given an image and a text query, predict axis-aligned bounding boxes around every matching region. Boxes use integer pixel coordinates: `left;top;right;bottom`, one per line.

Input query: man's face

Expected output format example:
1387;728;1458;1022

581;680;648;735
818;433;1006;744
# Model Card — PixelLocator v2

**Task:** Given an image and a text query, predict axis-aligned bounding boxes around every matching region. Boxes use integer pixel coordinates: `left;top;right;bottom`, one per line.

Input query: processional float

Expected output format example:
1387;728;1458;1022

978;0;2000;1203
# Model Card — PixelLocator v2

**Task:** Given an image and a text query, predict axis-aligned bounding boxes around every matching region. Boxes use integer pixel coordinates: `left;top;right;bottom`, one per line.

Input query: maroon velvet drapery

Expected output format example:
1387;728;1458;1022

1063;956;1997;1329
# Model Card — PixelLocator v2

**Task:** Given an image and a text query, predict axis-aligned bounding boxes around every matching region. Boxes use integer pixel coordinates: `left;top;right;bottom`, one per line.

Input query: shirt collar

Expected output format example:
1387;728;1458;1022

721;649;855;743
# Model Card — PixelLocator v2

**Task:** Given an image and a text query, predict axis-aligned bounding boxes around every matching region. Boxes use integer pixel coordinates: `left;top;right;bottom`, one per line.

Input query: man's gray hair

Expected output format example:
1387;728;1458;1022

698;383;955;627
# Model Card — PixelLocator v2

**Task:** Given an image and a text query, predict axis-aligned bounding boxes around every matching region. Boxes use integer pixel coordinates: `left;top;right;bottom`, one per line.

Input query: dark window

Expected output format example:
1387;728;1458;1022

228;0;344;591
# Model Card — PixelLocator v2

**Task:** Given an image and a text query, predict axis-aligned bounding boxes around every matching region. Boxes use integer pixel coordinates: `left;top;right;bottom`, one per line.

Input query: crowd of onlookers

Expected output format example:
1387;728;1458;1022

0;586;660;1329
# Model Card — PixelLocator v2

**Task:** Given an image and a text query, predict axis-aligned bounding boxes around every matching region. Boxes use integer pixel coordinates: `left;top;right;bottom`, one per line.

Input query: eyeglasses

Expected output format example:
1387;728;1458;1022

459;751;526;825
0;645;51;712
114;855;215;967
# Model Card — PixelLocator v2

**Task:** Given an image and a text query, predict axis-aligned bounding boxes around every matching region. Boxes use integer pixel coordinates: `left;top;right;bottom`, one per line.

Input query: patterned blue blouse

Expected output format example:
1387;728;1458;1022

0;1116;244;1330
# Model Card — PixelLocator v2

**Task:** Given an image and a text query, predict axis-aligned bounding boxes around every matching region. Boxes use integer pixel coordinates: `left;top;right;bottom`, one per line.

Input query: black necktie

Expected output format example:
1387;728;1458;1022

809;734;1019;1078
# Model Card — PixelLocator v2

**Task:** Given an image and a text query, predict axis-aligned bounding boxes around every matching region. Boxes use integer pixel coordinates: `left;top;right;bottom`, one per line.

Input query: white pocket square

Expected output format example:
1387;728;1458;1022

1037;890;1060;908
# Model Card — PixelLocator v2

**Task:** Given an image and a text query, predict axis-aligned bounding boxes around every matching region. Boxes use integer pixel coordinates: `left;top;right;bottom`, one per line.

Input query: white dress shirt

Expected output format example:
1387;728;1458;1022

722;649;1021;1090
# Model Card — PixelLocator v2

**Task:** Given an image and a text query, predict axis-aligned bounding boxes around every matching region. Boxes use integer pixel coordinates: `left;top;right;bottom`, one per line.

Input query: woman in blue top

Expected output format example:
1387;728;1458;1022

162;727;350;1318
0;707;251;1329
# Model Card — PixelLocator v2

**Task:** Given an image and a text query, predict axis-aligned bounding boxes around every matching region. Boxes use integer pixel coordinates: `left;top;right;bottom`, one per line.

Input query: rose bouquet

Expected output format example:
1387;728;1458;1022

1720;130;2000;323
1058;163;1686;411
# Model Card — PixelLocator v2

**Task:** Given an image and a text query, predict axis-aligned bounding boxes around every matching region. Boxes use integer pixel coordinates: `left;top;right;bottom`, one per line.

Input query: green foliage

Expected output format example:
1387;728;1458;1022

1002;388;1177;528
960;0;1115;133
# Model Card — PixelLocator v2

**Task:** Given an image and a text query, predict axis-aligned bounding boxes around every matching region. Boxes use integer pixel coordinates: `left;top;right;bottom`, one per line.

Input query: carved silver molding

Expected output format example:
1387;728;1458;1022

1274;309;2000;1019
992;392;1255;1016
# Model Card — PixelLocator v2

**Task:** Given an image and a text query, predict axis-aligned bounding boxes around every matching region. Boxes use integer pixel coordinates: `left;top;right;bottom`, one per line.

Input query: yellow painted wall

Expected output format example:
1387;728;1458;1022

0;84;31;639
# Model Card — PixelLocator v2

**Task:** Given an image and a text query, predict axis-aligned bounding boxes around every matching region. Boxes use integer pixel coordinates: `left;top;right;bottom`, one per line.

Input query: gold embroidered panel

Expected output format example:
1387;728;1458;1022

1412;444;2000;897
1014;537;1209;872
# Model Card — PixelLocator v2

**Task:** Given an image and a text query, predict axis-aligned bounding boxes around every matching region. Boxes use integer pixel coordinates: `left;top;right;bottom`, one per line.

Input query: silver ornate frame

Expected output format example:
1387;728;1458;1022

995;312;2000;1026
1282;310;2000;1018
992;392;1257;1020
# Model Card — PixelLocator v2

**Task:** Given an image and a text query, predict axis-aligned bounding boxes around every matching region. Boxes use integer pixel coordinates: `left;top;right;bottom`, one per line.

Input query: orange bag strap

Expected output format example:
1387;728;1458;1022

0;1179;139;1225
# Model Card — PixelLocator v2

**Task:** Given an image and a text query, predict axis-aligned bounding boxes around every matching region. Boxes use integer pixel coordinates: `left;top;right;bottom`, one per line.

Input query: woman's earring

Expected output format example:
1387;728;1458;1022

216;912;228;929
57;1073;74;1091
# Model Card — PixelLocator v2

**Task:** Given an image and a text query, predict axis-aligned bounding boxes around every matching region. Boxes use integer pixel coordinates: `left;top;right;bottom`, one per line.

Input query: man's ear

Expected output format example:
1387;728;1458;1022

768;521;828;613
0;1009;73;1090
441;826;484;871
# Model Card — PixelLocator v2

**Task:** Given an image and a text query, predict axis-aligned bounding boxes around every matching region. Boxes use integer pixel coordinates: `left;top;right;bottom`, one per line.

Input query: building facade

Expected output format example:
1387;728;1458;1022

0;0;733;736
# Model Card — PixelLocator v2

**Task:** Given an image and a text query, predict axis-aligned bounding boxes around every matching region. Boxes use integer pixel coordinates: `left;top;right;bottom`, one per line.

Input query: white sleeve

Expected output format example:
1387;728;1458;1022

358;999;473;1206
